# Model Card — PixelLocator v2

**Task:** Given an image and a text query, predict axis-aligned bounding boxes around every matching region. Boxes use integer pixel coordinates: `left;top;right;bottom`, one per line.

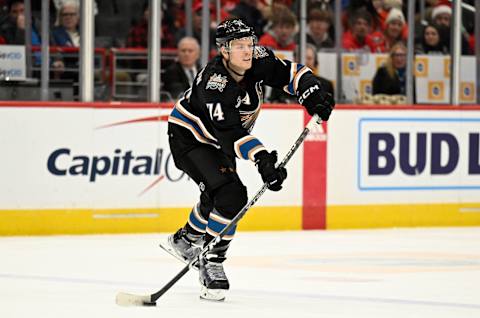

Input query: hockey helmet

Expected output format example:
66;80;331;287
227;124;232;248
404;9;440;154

215;19;257;49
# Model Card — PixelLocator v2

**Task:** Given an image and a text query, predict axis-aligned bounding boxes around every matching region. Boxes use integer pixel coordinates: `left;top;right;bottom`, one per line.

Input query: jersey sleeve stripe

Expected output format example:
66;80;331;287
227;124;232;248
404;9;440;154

234;135;254;159
286;63;297;95
234;135;264;160
169;115;217;147
285;63;308;95
169;107;220;148
293;66;311;93
175;102;217;141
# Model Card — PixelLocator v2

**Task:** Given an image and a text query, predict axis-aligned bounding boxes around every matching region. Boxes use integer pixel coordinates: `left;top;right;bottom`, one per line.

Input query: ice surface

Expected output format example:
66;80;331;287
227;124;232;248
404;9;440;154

1;228;480;318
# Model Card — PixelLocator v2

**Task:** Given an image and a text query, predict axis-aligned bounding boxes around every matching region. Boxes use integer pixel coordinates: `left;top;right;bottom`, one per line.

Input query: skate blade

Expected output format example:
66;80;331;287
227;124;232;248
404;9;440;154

200;286;226;302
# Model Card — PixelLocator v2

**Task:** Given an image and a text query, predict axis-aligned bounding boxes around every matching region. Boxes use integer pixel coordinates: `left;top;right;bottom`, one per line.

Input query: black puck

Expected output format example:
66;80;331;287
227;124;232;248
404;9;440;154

143;302;157;306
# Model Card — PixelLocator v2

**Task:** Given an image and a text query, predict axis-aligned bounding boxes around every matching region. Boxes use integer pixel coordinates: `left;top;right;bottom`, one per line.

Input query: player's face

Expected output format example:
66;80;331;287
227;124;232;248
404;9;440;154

228;37;254;72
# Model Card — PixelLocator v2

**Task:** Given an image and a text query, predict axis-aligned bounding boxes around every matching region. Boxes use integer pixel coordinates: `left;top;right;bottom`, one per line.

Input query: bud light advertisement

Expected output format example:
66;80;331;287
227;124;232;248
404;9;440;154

358;117;480;190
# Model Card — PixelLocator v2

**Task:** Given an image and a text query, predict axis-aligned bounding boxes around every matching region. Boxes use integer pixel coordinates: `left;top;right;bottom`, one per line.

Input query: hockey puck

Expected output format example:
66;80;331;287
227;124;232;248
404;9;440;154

143;301;157;306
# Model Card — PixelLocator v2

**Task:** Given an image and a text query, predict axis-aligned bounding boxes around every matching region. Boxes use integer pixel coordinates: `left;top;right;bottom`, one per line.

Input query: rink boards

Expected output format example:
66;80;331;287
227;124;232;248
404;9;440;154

0;102;479;234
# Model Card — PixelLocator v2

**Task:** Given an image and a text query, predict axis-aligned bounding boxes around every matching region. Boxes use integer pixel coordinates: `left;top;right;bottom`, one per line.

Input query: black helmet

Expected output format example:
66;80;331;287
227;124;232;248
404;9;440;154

215;19;257;48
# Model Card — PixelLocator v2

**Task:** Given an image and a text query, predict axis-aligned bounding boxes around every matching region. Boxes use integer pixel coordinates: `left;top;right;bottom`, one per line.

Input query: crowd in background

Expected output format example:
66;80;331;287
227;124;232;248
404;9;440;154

0;0;477;101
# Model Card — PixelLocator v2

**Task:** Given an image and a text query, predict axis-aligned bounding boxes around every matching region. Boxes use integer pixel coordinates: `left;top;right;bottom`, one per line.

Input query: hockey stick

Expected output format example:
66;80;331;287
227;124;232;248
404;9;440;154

116;113;322;306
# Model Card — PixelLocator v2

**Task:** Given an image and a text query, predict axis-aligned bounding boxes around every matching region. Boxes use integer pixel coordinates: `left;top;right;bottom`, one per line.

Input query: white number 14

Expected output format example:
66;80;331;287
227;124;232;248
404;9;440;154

206;103;224;121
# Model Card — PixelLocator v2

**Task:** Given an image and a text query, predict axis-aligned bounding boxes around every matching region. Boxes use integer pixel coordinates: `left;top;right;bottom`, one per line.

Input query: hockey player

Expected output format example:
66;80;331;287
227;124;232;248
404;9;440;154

162;18;335;301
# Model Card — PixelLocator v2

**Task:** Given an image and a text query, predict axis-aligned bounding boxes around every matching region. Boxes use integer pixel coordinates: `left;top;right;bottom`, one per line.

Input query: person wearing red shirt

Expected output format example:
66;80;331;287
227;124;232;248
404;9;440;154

343;8;373;51
368;8;406;53
258;4;297;51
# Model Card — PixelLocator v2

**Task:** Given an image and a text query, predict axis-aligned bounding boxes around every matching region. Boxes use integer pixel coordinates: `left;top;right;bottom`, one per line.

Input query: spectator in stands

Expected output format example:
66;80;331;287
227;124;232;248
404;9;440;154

52;0;98;15
228;0;266;38
126;3;176;49
430;4;471;55
306;8;334;50
50;0;83;82
368;8;406;53
52;0;79;47
31;0;96;27
163;36;200;100
258;4;297;51
414;24;448;54
431;4;451;27
344;0;383;32
372;42;407;95
342;8;373;51
0;0;40;45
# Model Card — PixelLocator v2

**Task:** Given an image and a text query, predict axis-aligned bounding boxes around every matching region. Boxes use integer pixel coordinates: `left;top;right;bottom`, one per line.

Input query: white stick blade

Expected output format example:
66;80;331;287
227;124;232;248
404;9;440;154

115;292;152;306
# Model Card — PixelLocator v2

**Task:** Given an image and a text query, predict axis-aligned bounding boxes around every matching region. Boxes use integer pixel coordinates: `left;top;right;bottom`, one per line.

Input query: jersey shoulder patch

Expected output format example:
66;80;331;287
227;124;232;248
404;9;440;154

253;46;269;59
206;73;228;92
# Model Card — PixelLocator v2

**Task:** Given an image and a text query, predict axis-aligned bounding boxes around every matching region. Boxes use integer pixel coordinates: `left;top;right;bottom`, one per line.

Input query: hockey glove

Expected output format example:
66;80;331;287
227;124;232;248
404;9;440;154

255;150;287;192
298;76;335;121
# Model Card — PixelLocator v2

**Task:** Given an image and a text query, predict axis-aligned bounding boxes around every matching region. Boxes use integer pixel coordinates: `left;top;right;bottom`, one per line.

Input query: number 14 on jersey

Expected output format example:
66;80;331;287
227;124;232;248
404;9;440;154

206;103;225;121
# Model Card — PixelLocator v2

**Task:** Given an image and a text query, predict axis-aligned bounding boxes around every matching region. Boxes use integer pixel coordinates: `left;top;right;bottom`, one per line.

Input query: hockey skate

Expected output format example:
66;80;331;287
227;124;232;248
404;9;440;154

159;228;202;268
199;254;230;301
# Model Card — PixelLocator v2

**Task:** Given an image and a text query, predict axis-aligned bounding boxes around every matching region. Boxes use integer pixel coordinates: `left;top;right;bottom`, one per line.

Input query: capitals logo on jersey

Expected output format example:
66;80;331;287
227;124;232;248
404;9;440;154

206;73;228;92
254;46;269;59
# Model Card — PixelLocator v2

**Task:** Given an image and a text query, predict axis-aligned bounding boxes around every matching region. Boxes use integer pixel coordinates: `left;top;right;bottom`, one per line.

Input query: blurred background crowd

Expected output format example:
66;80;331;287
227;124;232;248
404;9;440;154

0;0;477;103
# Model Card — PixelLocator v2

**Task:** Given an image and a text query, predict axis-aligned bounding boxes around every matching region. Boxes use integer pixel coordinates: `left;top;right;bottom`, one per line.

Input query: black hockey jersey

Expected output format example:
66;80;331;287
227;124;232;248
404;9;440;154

168;46;313;161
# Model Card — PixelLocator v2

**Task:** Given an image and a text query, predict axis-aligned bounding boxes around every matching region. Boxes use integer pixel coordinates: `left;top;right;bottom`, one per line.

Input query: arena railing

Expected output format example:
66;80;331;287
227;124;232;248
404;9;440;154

30;46;108;100
110;48;177;102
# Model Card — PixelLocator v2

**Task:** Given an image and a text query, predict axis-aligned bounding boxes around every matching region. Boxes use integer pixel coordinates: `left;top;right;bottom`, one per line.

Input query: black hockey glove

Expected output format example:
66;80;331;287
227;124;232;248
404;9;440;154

298;77;335;121
255;150;287;192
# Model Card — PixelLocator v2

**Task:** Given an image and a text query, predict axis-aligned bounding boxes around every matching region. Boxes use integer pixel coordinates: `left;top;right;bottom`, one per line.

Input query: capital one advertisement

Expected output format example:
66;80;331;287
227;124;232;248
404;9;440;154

0;105;303;211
